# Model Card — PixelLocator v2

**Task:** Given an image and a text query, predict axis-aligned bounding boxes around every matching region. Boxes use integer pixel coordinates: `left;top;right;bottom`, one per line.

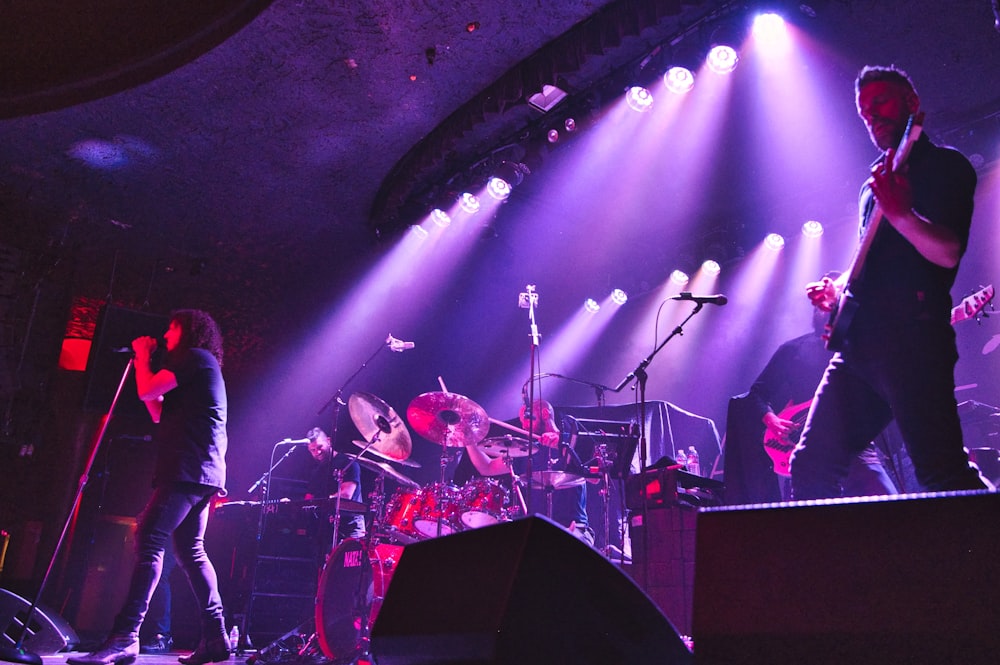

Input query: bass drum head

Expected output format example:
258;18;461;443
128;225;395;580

315;538;402;663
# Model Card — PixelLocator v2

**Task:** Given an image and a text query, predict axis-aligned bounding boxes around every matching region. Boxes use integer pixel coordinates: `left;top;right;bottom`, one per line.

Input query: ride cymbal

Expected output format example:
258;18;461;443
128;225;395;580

406;391;490;447
348;392;412;462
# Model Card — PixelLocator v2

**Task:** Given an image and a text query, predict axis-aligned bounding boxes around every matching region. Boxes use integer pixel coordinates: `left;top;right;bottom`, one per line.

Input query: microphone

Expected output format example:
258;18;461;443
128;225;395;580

386;334;415;352
669;292;728;306
280;438;311;445
111;346;134;354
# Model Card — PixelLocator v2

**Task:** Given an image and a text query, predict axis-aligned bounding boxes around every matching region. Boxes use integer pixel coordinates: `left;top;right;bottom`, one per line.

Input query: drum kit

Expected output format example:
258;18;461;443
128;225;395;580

312;388;588;664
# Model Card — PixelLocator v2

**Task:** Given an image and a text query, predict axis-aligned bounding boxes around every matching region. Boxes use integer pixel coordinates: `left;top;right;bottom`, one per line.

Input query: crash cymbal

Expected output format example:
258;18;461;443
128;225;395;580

355;455;421;488
348;392;412;462
477;435;539;458
521;470;586;490
352;440;421;467
406;391;490;447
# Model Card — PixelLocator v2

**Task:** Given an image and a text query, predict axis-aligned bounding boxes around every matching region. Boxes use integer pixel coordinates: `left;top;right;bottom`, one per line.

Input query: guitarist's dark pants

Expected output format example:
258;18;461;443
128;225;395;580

790;319;991;499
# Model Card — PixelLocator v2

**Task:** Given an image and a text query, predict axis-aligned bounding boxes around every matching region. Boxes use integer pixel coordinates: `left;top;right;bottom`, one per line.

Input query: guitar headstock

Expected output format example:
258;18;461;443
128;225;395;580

951;284;995;325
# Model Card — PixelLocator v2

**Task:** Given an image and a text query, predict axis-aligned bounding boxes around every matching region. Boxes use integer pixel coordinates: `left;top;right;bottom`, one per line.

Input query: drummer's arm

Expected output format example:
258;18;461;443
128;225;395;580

334;481;358;499
464;444;510;476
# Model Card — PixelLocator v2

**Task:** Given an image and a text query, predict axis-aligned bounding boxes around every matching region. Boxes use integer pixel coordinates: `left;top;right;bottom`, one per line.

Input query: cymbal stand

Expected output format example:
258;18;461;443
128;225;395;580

592;443;615;561
506;455;527;517
611;301;708;588
434;442;458;538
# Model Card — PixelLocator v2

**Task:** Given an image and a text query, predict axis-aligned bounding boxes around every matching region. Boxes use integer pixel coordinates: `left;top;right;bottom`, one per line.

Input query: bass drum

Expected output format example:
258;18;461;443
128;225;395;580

315;538;404;663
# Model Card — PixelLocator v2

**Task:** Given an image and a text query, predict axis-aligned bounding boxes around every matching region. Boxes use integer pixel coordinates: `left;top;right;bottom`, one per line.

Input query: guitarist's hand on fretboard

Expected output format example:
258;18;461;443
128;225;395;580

763;411;798;444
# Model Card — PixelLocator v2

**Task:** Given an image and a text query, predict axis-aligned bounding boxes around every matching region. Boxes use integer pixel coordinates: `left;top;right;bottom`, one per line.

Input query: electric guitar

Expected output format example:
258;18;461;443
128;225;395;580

764;283;994;476
826;112;925;352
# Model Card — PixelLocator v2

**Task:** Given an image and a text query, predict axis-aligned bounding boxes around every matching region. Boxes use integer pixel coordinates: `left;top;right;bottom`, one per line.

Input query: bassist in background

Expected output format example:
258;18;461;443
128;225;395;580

792;65;991;499
745;274;897;501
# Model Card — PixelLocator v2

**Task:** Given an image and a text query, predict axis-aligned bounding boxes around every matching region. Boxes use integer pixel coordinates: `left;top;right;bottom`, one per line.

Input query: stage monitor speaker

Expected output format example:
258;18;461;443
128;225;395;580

370;516;692;665
0;587;79;655
82;306;169;416
692;491;1000;665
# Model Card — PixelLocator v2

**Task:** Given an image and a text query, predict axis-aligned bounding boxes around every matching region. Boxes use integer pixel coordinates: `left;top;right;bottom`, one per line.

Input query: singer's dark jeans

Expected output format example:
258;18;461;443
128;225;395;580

112;482;225;638
791;319;989;498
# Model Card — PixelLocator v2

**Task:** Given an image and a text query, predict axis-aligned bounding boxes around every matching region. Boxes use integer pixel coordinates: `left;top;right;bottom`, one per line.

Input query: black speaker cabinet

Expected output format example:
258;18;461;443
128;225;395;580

692;491;1000;665
0;587;79;655
370;515;692;665
82;305;169;416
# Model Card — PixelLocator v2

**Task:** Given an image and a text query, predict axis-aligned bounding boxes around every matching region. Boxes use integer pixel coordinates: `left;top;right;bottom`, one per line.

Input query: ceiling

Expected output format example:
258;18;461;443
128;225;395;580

2;0;1000;479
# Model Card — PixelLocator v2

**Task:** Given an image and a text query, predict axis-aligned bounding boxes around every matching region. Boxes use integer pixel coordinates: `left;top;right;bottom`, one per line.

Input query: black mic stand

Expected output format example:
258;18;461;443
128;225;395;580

0;359;135;665
610;301;707;590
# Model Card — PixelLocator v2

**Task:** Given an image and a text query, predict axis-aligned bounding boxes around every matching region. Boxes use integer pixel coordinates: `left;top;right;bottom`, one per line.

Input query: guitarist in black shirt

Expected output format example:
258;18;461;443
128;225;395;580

791;65;991;499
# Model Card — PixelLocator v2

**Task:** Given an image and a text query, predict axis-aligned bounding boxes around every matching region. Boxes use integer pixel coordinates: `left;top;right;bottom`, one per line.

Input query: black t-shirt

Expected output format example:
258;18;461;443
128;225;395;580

153;347;227;489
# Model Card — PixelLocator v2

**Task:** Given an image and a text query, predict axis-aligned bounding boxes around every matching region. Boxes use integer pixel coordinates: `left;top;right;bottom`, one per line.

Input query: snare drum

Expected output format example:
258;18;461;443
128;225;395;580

383;488;422;543
411;483;463;538
315;538;403;661
460;477;508;529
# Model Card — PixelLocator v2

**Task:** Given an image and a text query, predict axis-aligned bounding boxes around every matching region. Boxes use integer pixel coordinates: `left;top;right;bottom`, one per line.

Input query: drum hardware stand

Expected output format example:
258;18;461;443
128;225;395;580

610;299;709;588
0;359;134;665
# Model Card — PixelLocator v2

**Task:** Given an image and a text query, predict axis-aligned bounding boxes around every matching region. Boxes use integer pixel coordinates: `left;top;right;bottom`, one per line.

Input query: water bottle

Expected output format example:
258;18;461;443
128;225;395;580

675;449;688;470
228;625;239;654
687;446;700;476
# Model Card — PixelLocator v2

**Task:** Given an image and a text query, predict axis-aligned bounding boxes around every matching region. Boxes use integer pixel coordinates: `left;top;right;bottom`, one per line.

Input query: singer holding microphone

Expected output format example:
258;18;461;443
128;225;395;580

69;310;231;665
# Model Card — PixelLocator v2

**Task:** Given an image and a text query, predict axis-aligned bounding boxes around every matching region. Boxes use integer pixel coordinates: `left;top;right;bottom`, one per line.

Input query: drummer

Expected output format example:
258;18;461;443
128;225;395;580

458;399;594;546
301;426;366;540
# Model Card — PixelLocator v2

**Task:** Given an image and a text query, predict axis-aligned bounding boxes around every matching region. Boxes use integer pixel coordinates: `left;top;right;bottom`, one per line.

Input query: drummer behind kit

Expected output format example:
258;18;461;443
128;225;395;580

248;390;647;665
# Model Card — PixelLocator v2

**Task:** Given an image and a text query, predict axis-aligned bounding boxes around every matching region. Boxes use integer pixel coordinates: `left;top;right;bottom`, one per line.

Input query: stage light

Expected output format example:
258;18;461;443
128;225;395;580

764;232;785;250
702;259;721;276
707;44;739;74
752;12;786;39
584;298;600;313
625;86;654;112
802;220;824;238
663;66;695;95
459;192;480;214
486;177;512;201
430;208;451;227
611;289;628;305
409;224;429;239
564;117;577;133
547;128;560;143
670;269;690;285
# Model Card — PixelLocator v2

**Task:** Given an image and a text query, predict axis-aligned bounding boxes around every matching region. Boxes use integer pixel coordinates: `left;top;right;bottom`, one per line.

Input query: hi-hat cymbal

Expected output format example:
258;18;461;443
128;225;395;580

352;440;421;467
406;391;490;448
521;470;586;490
348;392;412;462
355;455;421;488
477;435;539;458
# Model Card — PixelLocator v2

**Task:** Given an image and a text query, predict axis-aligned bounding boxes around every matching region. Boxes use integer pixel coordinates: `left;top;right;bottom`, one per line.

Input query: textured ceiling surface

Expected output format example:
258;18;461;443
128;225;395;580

0;0;998;413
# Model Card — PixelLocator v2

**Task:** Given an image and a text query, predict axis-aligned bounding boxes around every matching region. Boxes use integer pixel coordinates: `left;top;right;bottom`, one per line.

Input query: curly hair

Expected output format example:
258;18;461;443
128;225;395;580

855;64;917;97
170;309;225;367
